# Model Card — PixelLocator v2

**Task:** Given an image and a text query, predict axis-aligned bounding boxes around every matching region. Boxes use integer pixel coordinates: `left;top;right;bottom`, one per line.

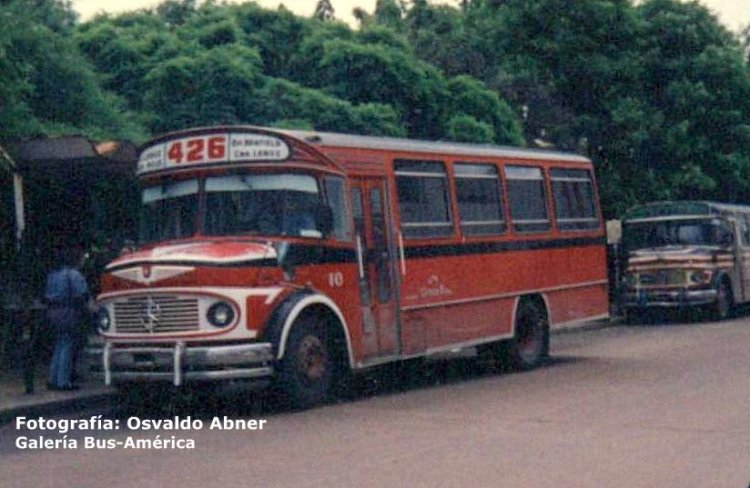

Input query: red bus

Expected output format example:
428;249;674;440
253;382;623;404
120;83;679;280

90;126;609;407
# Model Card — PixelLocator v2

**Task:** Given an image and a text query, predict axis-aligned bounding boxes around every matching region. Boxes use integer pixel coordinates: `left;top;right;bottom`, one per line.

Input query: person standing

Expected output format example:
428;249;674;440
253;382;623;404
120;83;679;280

45;247;89;390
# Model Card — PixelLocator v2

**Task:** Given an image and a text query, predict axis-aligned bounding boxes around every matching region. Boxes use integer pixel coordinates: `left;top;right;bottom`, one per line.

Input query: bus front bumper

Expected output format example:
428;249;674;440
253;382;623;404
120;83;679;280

622;288;717;309
87;342;275;386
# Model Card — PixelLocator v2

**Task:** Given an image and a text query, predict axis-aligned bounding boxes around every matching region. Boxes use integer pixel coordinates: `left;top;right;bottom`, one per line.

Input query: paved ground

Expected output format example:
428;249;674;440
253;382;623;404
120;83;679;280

1;315;749;487
0;368;113;423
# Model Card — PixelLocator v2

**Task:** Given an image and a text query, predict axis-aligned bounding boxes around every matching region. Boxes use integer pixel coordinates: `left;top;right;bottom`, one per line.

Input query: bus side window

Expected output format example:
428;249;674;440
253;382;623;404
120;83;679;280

395;160;453;239
455;163;506;236
505;165;550;233
550;168;599;231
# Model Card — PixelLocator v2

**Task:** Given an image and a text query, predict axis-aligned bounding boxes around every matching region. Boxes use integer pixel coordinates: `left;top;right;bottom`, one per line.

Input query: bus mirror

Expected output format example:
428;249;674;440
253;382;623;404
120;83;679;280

274;241;295;279
714;224;734;247
119;239;137;256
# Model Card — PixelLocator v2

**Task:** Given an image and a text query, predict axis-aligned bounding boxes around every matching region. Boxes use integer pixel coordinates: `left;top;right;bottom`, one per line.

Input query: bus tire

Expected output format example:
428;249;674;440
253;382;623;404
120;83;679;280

276;316;335;409
710;279;733;321
504;299;548;371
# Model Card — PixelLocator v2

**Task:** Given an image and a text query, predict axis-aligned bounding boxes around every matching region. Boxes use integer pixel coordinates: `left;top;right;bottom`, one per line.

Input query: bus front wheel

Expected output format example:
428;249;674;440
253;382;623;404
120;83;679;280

276;316;335;409
709;279;733;322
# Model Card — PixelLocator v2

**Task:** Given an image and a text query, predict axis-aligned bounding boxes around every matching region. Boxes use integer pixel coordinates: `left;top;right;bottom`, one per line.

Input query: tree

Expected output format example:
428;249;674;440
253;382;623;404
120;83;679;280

0;0;144;141
316;39;449;138
447;75;524;145
156;0;197;26
143;44;264;132
0;3;39;137
288;22;354;86
414;0;750;215
257;78;405;136
232;3;314;78
373;0;406;31
26;0;78;33
75;12;177;111
357;25;410;52
313;0;335;21
445;114;494;143
69;0;525;147
406;3;470;77
628;0;750;203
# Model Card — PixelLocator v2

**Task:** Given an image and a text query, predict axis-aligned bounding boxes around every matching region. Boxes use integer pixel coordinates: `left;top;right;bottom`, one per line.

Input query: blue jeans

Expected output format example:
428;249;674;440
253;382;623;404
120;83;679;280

48;324;74;388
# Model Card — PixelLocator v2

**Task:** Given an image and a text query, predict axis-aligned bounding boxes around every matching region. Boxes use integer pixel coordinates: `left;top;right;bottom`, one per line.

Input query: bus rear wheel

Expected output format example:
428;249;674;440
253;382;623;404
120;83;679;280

276;316;335;409
504;299;548;371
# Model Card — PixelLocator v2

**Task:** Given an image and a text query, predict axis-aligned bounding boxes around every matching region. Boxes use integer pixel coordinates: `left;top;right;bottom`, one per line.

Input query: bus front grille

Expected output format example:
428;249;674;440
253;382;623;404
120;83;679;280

637;269;686;286
113;295;200;334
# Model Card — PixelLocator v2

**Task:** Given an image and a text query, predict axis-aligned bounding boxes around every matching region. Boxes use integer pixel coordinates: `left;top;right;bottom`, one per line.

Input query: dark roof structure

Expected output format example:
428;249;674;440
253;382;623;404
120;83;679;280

4;136;138;176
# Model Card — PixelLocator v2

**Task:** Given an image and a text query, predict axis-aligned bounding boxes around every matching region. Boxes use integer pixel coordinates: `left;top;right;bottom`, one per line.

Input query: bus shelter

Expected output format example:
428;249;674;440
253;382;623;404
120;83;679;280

0;136;138;371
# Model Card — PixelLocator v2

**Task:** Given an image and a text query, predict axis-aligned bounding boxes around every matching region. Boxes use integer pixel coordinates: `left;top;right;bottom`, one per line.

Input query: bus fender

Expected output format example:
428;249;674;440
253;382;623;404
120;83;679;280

710;271;731;290
262;290;354;369
711;271;735;300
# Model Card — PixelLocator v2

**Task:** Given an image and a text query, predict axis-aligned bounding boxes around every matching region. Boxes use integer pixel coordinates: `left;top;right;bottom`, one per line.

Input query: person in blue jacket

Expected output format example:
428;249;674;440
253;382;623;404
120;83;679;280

44;247;90;390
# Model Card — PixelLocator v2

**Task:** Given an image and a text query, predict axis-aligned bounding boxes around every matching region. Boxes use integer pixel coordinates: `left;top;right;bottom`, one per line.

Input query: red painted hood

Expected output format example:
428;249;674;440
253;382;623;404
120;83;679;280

107;240;277;269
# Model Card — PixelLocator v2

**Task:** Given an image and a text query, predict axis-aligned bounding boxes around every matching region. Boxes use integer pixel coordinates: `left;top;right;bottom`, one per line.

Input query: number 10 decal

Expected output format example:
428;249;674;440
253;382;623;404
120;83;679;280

328;272;344;288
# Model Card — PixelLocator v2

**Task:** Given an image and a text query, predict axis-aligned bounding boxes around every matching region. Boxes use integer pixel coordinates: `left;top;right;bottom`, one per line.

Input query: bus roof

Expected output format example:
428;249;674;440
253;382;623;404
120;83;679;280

278;129;591;164
137;125;591;178
623;200;750;222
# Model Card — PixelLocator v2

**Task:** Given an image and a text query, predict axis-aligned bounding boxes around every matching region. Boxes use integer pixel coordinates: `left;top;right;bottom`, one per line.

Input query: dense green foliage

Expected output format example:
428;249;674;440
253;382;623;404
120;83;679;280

385;0;750;215
0;0;144;141
1;0;749;219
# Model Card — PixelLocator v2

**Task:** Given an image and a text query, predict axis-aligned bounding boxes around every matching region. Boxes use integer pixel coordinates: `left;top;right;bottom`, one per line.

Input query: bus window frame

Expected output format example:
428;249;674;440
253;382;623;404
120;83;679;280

504;164;552;234
394;159;455;240
549;167;600;232
453;161;508;238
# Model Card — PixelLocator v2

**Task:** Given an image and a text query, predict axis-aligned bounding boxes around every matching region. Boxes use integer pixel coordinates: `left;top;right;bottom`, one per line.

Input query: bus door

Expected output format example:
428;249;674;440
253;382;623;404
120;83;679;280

351;178;400;358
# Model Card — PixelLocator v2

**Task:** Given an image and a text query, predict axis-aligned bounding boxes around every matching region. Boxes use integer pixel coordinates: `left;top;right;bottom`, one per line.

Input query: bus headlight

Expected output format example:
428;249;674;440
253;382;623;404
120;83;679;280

207;302;235;328
97;308;111;332
690;270;713;284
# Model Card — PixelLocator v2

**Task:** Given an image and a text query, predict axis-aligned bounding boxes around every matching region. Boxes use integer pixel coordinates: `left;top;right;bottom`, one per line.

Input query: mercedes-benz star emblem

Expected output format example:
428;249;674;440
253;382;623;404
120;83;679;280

140;296;161;332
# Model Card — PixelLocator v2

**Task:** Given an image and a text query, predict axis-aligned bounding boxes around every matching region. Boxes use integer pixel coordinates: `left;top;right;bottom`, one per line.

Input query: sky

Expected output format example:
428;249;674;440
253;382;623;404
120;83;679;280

69;0;750;33
71;0;455;27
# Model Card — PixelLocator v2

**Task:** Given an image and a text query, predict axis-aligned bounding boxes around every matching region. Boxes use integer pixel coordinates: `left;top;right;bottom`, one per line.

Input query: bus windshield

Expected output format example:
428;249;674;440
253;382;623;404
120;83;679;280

139;173;335;244
140;179;199;243
623;218;732;251
203;173;323;238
